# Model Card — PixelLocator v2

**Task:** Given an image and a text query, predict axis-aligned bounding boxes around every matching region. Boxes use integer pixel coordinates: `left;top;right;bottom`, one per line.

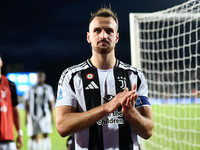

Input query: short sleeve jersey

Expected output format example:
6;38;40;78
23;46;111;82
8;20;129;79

24;83;55;119
56;59;151;150
0;75;18;140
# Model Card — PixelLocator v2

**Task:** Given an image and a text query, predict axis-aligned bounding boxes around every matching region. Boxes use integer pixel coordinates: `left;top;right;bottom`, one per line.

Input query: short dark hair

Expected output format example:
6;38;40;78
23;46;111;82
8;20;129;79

36;70;45;75
36;70;46;79
89;6;118;30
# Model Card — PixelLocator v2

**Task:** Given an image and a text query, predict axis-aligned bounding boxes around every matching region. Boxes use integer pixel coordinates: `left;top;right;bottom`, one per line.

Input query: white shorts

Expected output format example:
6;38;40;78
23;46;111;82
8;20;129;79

27;111;52;136
0;141;16;150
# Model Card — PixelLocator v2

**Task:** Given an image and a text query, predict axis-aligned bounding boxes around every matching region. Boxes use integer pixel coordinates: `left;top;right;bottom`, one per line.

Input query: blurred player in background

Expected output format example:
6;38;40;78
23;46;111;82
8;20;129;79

0;53;23;150
56;6;153;150
66;135;73;150
24;71;55;150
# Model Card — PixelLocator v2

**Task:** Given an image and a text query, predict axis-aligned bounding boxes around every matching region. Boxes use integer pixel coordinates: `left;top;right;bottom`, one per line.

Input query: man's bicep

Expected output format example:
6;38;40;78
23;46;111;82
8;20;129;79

56;105;76;116
56;106;76;127
56;105;77;137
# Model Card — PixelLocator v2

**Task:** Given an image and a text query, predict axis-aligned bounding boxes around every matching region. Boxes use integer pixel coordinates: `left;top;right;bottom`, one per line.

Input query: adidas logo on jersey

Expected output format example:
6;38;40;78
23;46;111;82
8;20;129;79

85;81;99;90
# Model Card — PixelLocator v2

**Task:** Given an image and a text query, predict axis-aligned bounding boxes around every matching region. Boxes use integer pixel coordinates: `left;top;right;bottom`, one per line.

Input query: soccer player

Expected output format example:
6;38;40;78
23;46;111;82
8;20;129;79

0;53;23;150
24;71;55;150
56;6;154;150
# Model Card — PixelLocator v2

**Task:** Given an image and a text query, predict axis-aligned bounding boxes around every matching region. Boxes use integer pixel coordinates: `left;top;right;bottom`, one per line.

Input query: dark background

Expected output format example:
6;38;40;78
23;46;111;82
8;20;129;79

0;0;188;93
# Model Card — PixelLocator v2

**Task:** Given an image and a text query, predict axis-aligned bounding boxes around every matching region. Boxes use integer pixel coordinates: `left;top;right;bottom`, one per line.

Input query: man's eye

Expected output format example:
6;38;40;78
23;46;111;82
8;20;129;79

106;30;113;34
94;29;101;33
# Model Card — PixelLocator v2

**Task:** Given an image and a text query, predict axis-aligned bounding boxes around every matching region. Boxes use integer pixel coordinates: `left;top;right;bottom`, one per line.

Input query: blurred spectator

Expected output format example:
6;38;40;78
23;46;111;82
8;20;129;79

24;71;55;150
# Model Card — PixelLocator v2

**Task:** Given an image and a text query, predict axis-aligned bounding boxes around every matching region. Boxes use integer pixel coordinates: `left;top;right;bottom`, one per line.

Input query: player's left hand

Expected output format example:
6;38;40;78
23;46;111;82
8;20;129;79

121;84;138;118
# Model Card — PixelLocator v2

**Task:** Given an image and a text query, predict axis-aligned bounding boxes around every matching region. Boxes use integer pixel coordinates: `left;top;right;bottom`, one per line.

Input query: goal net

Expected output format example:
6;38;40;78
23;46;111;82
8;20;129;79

129;0;200;149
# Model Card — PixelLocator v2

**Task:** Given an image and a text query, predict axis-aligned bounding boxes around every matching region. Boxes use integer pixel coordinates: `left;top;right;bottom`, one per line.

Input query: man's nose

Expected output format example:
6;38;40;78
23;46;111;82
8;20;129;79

100;30;107;39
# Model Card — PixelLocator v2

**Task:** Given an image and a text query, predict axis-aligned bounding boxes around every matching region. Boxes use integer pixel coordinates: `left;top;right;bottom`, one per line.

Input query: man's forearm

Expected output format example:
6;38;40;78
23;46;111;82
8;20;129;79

56;89;136;137
125;107;154;139
56;104;109;137
13;106;22;131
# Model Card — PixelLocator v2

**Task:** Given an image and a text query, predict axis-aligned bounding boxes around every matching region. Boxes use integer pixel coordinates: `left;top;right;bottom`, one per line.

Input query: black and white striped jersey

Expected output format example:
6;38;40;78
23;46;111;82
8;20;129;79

56;59;151;150
24;84;55;119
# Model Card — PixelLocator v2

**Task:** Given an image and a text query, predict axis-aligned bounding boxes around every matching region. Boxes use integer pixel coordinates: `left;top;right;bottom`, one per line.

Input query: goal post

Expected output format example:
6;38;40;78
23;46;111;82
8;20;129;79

129;0;200;149
129;13;143;69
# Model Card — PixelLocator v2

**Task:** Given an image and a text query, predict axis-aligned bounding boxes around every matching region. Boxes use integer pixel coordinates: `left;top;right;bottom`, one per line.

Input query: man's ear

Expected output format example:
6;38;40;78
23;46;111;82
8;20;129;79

87;32;91;43
115;33;119;43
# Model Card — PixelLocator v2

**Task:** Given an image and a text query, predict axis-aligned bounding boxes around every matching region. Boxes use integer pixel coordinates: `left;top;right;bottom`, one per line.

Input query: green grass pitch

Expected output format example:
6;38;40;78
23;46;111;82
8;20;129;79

143;104;200;150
